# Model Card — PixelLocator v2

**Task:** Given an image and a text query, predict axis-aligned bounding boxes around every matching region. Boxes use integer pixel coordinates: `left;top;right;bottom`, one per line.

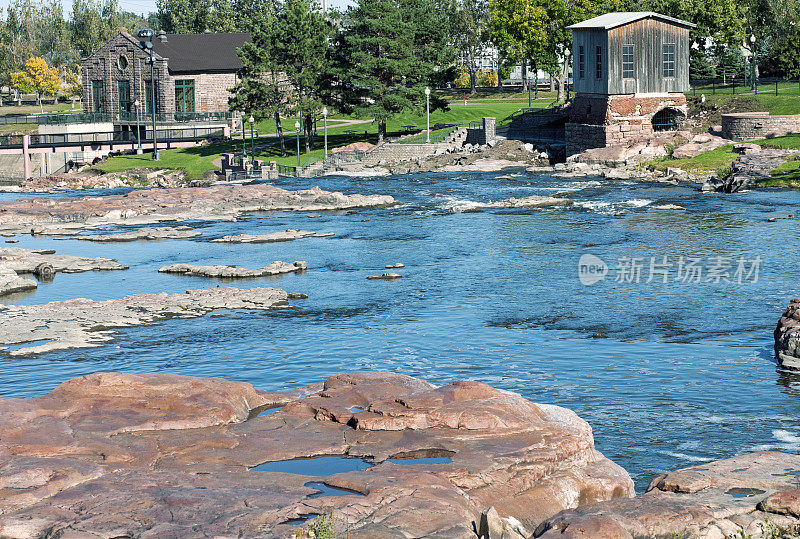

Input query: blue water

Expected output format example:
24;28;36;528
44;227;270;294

387;457;452;465
252;456;373;475
2;171;800;491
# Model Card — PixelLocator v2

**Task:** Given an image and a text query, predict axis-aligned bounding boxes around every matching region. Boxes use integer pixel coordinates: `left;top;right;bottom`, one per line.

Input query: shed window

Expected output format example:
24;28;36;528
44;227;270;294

663;44;676;78
622;44;634;78
578;46;585;79
174;79;195;113
595;46;602;79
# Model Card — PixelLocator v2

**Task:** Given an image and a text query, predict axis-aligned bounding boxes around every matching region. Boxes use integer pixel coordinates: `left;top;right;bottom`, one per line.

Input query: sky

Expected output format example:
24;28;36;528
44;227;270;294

0;0;354;17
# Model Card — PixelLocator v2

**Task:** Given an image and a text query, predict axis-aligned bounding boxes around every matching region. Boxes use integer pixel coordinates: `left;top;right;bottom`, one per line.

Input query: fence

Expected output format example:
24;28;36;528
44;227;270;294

689;77;800;96
0;111;234;127
0;127;226;149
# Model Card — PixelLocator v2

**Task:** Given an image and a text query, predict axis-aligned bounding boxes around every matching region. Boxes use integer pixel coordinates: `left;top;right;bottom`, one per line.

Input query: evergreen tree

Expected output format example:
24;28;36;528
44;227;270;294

338;0;451;142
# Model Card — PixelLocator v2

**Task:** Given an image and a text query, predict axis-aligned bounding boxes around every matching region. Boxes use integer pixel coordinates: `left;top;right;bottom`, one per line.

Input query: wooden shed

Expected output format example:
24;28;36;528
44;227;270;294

568;12;695;96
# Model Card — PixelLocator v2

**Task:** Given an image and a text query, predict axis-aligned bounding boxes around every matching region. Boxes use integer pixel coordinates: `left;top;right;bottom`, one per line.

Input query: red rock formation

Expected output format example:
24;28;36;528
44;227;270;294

776;298;800;370
0;371;633;537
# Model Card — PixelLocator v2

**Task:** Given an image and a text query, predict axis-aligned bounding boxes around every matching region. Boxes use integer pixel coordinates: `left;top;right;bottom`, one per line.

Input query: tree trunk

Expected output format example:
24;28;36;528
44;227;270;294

38;92;43;114
532;62;538;100
304;113;314;153
378;119;386;144
275;111;285;157
555;77;565;102
549;74;555;92
521;63;527;90
469;68;476;95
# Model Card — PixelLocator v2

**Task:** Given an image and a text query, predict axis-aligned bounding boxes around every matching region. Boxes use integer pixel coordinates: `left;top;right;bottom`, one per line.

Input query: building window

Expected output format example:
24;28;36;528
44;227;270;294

663;44;676;78
118;80;130;117
91;80;104;114
578;46;585;79
622;44;634;78
174;80;195;113
595;46;602;79
117;55;128;70
145;80;155;115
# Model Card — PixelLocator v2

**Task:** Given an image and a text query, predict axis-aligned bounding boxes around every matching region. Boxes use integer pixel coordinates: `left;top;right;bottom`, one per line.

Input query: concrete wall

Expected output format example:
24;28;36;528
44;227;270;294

722;112;800;140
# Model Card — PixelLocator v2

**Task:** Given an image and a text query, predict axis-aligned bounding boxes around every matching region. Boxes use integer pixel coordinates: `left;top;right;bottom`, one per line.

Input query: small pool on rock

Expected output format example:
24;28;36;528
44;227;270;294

5;340;51;352
726;487;766;498
305;481;365;497
252;455;373;475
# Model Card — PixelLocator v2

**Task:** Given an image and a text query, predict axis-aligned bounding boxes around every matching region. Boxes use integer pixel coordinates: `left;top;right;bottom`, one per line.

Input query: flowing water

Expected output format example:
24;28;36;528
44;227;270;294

1;170;799;491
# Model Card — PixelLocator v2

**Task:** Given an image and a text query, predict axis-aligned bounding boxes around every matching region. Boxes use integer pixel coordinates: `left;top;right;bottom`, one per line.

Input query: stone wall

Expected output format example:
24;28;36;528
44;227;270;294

566;93;687;156
466;117;496;146
361;143;450;166
722;112;800;140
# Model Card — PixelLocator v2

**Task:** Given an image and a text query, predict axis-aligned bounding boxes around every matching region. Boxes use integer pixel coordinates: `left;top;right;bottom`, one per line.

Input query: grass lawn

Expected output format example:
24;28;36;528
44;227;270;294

759;157;800;187
649;134;800;182
97;100;552;177
686;92;800;116
0;103;77;117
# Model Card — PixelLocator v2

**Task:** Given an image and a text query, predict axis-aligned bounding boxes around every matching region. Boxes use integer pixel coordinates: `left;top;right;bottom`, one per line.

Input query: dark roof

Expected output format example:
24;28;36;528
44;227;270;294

150;32;251;74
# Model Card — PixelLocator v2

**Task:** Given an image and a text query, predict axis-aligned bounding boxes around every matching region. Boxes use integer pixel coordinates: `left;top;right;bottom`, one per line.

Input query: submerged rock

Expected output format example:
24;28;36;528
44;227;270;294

366;272;402;280
0;372;633;537
0;265;37;297
0;184;397;234
78;226;201;242
451;195;572;213
0;287;292;356
535;451;800;538
775;298;800;369
210;229;334;244
159;261;307;278
0;246;127;274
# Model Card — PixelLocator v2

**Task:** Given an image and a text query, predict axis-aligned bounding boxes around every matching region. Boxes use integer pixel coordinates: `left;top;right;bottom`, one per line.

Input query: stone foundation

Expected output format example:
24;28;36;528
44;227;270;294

566;93;687;156
722;112;800;140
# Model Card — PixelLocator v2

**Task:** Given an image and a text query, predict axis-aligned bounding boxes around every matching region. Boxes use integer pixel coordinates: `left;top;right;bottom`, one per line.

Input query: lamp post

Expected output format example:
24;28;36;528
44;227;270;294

750;34;757;93
425;87;431;143
137;29;159;161
295;120;301;167
133;98;141;154
248;115;255;157
322;106;328;159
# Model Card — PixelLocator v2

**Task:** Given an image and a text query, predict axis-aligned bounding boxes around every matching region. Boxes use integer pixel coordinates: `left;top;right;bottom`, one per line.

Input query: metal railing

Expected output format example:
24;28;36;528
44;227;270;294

689;77;800;96
0;110;234;126
0;127;226;149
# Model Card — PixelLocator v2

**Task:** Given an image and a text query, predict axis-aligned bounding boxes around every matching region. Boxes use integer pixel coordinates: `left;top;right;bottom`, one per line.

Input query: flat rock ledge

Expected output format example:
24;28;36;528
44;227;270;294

159;260;307;278
210;229;335;244
0;371;633;538
775;298;800;369
451;195;572;213
0;184;396;235
535;451;800;538
0;246;127;274
0;265;37;297
77;226;201;242
0;286;291;356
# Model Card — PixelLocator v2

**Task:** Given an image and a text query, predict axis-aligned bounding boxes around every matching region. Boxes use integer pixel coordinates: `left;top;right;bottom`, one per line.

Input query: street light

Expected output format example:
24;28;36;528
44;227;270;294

750;34;757;93
322;107;328;159
425;87;431;143
137;28;159;161
248;115;255;158
295;120;301;167
133;98;141;154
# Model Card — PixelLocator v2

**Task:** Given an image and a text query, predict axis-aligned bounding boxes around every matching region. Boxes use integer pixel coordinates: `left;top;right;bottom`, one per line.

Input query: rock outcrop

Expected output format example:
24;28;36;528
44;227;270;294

0;265;37;297
451;195;572;213
0;246;127;274
159;261;307;278
535;451;800;538
210;229;334;244
0;287;291;356
0;372;634;537
0;184;396;234
77;226;201;242
775;298;800;369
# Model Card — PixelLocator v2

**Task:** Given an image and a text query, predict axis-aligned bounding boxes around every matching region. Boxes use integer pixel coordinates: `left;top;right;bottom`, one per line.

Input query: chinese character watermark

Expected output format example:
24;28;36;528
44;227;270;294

578;254;761;286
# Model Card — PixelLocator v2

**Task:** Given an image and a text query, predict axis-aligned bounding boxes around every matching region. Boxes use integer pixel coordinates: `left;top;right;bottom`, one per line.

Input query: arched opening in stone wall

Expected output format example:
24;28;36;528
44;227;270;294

651;108;685;132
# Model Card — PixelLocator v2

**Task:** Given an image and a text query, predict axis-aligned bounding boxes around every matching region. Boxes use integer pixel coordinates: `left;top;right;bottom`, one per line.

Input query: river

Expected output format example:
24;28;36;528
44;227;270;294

1;170;798;491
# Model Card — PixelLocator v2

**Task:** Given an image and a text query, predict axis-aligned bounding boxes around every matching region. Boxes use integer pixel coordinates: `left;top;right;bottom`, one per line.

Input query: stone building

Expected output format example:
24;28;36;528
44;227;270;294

565;12;695;155
81;31;250;120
